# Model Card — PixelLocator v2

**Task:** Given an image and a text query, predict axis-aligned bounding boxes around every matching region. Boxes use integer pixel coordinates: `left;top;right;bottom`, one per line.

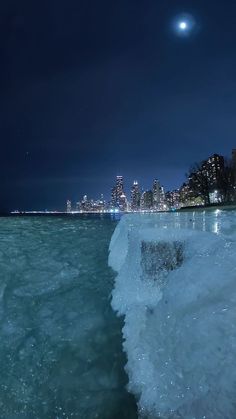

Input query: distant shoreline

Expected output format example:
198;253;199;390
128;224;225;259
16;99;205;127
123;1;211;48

1;203;236;217
0;212;120;217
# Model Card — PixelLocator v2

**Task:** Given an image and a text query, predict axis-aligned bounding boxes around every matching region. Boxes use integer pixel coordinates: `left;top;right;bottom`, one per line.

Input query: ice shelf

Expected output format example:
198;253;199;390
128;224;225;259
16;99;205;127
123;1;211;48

109;210;236;419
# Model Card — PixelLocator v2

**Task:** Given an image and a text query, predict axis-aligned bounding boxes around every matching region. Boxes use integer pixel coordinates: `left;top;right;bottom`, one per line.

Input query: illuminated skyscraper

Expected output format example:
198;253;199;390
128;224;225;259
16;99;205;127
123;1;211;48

141;190;153;210
119;192;128;211
111;175;127;210
187;153;225;205
131;180;140;211
153;179;161;209
116;176;124;198
159;186;166;209
80;195;91;212
166;189;180;209
202;154;224;187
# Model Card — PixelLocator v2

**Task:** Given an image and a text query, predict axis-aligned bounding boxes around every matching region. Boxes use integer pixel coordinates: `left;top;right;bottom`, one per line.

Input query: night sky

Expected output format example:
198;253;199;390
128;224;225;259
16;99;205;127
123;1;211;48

1;0;236;211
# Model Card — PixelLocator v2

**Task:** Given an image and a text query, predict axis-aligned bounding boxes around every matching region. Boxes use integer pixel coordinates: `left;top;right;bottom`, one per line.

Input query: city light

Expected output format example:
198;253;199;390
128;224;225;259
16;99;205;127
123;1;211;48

63;152;235;214
12;151;236;215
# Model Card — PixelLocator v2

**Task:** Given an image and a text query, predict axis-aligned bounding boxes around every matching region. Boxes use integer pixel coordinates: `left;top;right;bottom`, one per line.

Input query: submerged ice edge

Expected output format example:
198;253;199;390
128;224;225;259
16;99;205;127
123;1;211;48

109;212;236;419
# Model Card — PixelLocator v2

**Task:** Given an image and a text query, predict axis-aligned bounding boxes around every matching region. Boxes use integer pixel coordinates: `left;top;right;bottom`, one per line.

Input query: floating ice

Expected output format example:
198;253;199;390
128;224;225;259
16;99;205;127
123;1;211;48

0;216;137;418
109;210;236;419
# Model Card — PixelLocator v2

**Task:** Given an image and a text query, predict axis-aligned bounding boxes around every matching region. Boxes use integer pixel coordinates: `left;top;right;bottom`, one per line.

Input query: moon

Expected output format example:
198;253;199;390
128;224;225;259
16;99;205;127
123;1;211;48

179;21;188;30
173;14;197;37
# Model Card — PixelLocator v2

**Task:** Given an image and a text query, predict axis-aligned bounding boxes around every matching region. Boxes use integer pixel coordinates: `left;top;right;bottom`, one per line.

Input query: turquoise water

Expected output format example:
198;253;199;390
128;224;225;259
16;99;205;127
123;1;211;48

0;215;137;418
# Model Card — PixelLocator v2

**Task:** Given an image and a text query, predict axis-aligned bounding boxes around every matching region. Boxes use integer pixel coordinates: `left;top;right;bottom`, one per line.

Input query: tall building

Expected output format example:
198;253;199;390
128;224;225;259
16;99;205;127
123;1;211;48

166;189;180;209
131;180;141;211
141;190;153;210
201;154;224;188
119;192;128;212
66;199;72;213
97;194;106;212
116;176;124;200
159;186;166;210
79;195;92;212
152;179;161;209
179;183;196;206
111;186;116;207
188;153;225;205
111;175;127;211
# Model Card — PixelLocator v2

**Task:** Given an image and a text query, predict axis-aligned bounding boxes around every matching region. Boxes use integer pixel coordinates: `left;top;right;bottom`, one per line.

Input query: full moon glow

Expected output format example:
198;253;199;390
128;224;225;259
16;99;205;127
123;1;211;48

173;13;196;37
179;21;187;30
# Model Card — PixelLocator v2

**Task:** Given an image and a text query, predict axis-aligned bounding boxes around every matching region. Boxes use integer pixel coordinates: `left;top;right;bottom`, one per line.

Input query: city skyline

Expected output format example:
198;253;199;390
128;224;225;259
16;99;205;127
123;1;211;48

63;149;236;214
2;1;236;211
9;148;236;213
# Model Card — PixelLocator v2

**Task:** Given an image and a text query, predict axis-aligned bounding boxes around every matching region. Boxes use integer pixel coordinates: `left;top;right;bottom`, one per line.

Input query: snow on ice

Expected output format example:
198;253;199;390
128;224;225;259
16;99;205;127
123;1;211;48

109;210;236;419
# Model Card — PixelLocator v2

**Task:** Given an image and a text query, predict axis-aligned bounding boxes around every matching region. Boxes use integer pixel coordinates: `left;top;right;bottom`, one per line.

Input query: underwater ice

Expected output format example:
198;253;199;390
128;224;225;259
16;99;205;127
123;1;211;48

109;210;236;419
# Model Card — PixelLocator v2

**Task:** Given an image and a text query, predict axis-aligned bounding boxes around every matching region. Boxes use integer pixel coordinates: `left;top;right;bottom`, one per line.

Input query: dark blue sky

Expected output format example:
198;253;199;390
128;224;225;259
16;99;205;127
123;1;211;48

1;0;236;210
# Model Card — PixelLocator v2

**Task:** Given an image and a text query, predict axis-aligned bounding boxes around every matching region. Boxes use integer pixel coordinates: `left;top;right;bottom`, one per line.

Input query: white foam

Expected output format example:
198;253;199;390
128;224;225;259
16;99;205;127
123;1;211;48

109;210;236;418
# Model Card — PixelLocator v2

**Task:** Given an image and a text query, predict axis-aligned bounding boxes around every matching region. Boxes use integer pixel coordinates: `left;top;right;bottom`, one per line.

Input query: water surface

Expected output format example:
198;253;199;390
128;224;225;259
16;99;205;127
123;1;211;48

0;215;137;418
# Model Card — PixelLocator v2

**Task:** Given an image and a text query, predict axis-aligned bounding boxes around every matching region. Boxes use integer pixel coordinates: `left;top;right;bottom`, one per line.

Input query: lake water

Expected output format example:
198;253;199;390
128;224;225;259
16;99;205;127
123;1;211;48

1;210;236;419
0;215;137;418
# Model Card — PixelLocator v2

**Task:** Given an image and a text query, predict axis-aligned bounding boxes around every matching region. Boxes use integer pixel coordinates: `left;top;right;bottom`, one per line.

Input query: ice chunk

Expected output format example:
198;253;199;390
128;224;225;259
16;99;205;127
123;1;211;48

109;211;236;419
141;240;184;283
